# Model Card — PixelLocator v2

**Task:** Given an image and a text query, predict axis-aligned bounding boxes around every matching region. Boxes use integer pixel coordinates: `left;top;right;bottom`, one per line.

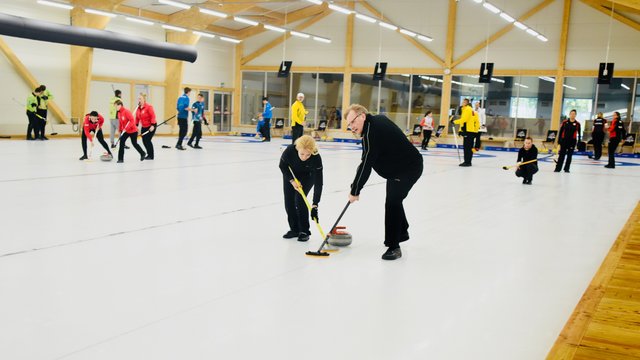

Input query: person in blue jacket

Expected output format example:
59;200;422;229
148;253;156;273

261;96;273;142
188;93;205;149
175;87;191;150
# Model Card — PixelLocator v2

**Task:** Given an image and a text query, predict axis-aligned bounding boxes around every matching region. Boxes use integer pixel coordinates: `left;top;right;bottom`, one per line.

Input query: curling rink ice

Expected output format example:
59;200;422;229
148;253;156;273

1;136;639;360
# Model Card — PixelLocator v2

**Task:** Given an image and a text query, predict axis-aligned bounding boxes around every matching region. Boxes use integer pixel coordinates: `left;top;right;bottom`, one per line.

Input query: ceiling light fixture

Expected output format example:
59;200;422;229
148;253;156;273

306;0;323;4
264;24;286;33
513;21;527;30
85;8;117;17
355;13;377;23
162;24;186;32
234;16;259;26
399;29;417;37
199;8;227;18
328;4;352;14
499;12;515;23
291;31;311;38
158;0;191;10
379;21;398;30
37;0;73;10
417;34;433;42
526;28;539;36
220;36;241;43
193;31;215;38
313;36;331;43
126;17;154;25
482;2;501;14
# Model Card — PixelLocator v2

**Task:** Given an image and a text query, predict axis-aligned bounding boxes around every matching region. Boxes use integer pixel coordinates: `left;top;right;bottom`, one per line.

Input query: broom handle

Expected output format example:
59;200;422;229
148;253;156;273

288;166;326;240
314;201;350;253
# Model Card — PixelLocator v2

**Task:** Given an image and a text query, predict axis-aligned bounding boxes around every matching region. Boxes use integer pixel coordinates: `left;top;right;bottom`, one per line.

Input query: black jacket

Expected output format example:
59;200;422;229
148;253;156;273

279;144;323;205
350;114;423;196
517;145;538;163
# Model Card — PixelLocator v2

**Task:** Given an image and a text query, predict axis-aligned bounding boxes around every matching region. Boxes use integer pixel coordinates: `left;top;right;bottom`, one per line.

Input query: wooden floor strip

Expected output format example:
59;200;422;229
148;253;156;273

547;201;640;359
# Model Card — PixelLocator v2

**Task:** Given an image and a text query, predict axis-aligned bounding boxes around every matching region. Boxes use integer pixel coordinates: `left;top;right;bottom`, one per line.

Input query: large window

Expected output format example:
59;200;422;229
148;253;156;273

317;73;344;129
241;72;265;125
350;74;379;114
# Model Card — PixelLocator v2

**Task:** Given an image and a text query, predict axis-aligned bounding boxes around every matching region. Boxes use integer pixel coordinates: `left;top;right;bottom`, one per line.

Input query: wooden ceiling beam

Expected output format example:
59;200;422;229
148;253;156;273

236;4;327;40
581;0;640;31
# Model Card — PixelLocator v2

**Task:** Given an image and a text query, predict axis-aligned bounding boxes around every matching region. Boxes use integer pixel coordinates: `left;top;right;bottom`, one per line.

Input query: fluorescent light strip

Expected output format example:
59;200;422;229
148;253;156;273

537;35;548;42
473;0;483;3
85;8;117;17
399;29;417;37
514;82;529;89
328;4;352;14
306;0;323;4
193;31;215;38
199;8;227;18
526;28;539;36
355;13;377;23
158;0;191;10
563;84;577;90
234;16;259;26
37;0;73;10
491;77;505;83
126;17;154;25
290;31;310;38
417;34;433;42
621;84;630;90
379;21;398;30
499;12;515;23
220;36;241;43
313;36;331;43
162;24;186;32
483;2;501;14
264;24;286;33
513;21;527;30
539;76;556;83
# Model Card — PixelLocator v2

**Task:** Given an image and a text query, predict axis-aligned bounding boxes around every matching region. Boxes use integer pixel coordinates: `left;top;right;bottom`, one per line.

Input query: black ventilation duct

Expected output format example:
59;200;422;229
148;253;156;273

0;13;197;63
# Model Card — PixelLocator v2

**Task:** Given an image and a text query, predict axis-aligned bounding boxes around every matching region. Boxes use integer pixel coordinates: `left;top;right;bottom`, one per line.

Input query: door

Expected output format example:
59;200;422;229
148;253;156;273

213;92;232;132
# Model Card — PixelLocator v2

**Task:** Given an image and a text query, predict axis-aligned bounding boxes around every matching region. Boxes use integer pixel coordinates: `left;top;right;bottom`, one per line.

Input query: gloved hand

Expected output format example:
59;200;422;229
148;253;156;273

31;103;37;108
310;206;319;221
204;118;209;125
42;96;48;100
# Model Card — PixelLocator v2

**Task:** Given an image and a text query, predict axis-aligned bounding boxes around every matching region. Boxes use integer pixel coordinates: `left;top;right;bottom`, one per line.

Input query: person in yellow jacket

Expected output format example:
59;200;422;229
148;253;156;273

37;85;53;140
26;87;43;140
452;98;479;166
109;89;122;148
290;92;308;144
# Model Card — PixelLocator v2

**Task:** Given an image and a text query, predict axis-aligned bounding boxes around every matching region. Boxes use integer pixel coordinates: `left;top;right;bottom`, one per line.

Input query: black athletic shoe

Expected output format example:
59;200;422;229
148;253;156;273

194;145;203;149
604;164;614;169
26;136;34;140
401;232;410;242
554;169;561;172
525;179;532;185
522;179;527;184
297;232;310;242
111;144;116;149
282;230;298;239
382;247;402;260
144;155;154;160
187;143;194;148
79;155;88;160
117;160;124;163
459;163;471;167
42;136;49;140
140;154;146;161
125;145;130;149
564;169;570;173
176;145;186;150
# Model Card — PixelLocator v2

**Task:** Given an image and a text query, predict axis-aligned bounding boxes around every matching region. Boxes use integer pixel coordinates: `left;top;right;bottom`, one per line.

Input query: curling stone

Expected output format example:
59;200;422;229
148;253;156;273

100;153;113;162
327;226;352;247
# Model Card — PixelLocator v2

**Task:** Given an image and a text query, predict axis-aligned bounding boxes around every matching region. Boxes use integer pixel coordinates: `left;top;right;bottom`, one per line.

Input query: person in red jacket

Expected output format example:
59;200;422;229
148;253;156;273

115;100;145;163
135;94;157;160
79;111;112;160
554;109;581;173
605;111;626;169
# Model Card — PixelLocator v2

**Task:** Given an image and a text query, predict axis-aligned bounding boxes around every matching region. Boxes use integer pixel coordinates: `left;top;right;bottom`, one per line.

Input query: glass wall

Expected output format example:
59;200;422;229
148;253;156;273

595;78;635;134
317;73;344;129
291;73;317;127
266;73;291;126
350;74;379;114
412;75;444;125
241;72;265;125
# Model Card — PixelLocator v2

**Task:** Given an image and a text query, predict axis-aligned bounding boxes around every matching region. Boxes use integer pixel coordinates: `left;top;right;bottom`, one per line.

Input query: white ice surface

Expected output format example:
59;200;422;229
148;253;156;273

0;137;638;360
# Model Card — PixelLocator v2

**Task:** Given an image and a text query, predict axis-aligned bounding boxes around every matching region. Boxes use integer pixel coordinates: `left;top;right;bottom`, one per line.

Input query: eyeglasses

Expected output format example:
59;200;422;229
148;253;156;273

347;112;363;127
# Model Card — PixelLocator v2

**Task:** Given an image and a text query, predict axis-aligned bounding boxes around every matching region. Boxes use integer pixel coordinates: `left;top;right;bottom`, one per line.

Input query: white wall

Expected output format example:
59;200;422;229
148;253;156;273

0;0;236;135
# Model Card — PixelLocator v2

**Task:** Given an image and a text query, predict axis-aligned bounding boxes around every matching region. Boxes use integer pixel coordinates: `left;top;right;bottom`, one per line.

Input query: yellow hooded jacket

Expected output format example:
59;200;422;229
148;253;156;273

453;105;479;133
291;100;306;126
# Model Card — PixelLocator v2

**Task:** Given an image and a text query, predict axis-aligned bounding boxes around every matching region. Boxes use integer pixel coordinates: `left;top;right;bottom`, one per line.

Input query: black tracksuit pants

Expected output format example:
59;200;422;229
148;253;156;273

515;164;538;181
463;133;475;164
118;132;145;161
176;117;188;146
262;118;271;141
555;141;576;171
421;130;432;149
26;111;37;139
36;109;47;138
82;129;111;157
474;132;482;150
291;124;303;144
188;122;202;146
607;138;620;168
592;132;604;160
141;126;155;159
283;175;313;235
384;164;423;248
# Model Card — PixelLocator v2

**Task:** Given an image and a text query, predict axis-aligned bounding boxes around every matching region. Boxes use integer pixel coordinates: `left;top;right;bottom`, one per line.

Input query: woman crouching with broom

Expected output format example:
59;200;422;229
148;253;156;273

279;135;323;242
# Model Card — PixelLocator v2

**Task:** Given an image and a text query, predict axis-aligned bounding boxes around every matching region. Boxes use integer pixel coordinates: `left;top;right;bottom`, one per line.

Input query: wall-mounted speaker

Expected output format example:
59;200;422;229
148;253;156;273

479;63;494;83
278;61;292;78
373;62;387;81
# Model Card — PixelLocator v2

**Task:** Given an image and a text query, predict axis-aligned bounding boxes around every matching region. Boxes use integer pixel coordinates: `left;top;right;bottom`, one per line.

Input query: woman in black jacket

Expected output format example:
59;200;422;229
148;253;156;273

279;135;323;242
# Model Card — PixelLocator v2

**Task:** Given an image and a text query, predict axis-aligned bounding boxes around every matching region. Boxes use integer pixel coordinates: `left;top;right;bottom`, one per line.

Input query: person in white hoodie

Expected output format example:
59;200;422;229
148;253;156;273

419;111;434;150
474;100;487;151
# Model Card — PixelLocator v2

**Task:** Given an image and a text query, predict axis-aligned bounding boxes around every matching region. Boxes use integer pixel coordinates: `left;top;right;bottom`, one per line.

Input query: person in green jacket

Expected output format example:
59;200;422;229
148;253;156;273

37;85;53;140
109;90;122;148
26;87;43;140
